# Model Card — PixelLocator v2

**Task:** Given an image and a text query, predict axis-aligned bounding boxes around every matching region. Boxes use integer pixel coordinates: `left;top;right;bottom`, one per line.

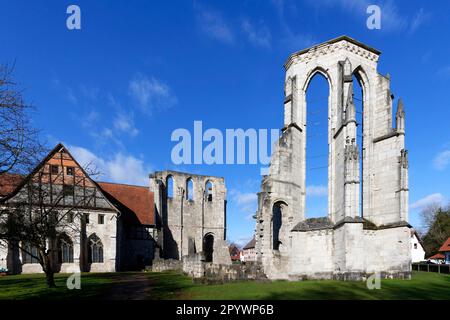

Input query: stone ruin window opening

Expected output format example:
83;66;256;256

186;178;194;201
203;233;214;262
205;180;213;202
352;73;364;217
272;202;283;250
305;72;329;219
166;175;174;198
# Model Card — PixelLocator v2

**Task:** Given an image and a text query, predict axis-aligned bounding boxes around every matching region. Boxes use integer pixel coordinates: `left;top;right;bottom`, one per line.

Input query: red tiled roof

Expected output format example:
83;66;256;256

0;173;25;197
438;237;450;252
98;182;154;225
243;237;256;250
428;253;445;260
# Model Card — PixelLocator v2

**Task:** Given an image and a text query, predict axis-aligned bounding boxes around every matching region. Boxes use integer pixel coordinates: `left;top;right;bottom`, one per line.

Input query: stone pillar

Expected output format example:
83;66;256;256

399;149;409;222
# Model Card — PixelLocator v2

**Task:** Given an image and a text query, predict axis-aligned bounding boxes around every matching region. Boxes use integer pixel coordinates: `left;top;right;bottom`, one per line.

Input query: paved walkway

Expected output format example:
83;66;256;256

102;273;153;300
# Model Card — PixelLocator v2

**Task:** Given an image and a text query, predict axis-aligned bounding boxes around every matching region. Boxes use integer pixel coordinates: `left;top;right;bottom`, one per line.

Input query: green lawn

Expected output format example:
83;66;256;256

147;271;450;300
0;271;448;300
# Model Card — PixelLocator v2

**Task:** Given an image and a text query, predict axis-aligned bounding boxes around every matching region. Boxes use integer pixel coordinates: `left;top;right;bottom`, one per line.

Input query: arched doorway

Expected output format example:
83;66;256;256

203;233;214;262
272;202;286;250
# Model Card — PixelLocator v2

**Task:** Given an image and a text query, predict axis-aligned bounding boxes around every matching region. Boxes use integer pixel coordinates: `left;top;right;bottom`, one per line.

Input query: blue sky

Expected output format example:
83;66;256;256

1;0;450;245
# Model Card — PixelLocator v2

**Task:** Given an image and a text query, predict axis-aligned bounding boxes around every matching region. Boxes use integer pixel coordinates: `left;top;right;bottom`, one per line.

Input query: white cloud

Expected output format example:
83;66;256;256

306;185;328;197
241;19;271;48
305;0;426;33
438;66;450;78
79;85;100;100
113;111;139;137
410;193;446;210
271;0;316;51
196;6;234;44
230;189;258;220
66;87;78;104
409;8;431;34
68;145;151;186
433;150;450;170
128;75;177;115
233;191;257;205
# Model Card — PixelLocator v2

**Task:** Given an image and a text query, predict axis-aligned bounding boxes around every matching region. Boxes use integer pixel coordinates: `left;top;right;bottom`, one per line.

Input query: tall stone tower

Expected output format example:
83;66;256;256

255;36;411;280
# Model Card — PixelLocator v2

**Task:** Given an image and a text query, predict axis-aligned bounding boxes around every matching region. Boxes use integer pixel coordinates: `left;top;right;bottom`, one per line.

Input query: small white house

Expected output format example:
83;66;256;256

410;229;426;263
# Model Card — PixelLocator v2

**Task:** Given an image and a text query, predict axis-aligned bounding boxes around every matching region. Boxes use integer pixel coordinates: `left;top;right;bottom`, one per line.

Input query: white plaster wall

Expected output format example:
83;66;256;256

410;234;425;263
0;240;8;269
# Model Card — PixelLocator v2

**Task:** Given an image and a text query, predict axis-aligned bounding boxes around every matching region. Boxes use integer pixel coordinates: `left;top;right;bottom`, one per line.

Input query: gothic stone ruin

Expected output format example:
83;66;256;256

255;36;411;280
150;171;231;273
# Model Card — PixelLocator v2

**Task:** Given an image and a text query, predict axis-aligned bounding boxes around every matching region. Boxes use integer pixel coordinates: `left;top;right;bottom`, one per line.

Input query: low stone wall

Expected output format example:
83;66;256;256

151;258;182;272
182;253;205;278
152;255;267;283
199;262;267;284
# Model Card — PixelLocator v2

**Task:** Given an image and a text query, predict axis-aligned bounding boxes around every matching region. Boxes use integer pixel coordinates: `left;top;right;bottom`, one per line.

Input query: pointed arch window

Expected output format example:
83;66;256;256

88;234;104;263
23;243;39;264
205;180;213;202
166;175;174;198
186;178;194;201
58;234;74;263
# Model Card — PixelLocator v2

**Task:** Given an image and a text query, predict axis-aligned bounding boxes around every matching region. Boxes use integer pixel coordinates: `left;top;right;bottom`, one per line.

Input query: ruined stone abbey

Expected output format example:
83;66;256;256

255;36;411;280
1;36;412;281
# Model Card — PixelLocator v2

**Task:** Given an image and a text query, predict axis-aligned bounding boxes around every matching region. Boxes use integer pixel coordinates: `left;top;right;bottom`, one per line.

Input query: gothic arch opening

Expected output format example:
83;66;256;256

88;234;103;263
304;72;330;218
272;201;286;250
58;233;74;264
186;178;194;201
205;180;213;202
203;233;214;262
166;175;174;198
352;72;364;217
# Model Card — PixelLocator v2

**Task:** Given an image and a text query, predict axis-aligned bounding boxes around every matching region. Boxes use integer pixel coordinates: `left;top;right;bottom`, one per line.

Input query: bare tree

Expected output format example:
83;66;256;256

0;63;44;175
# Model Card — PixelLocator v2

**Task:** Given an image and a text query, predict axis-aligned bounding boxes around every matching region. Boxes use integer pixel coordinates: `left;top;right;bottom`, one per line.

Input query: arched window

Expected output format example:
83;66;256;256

58;234;74;263
166;175;174;198
352;71;365;217
272;202;284;250
305;72;329;218
205;180;213;202
88;234;104;263
23;243;39;264
186;178;194;201
203;233;214;262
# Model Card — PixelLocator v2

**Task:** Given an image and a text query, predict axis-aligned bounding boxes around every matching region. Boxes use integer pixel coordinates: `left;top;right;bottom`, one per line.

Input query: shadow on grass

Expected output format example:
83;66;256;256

0;273;118;300
1;271;448;300
144;271;197;299
152;271;450;300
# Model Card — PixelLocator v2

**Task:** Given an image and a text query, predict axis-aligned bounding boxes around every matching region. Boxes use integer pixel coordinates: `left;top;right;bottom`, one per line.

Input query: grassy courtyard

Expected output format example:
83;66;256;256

0;271;448;300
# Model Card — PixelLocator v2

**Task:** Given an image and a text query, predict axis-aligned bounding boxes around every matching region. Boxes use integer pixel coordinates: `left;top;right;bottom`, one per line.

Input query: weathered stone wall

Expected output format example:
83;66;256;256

152;257;183;272
2;209;119;274
288;223;411;280
255;36;411;280
150;171;231;265
182;253;205;278
200;262;267;283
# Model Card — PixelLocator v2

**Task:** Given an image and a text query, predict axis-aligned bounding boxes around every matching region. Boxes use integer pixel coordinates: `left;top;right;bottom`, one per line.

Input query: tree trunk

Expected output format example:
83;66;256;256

41;253;56;288
45;270;56;288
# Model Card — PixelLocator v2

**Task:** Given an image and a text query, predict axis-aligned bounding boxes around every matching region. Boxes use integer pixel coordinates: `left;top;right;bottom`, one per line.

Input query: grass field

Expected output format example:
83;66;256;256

0;271;448;300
